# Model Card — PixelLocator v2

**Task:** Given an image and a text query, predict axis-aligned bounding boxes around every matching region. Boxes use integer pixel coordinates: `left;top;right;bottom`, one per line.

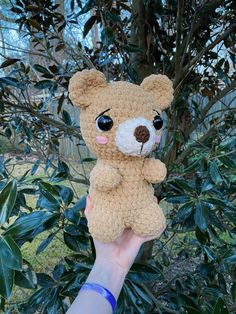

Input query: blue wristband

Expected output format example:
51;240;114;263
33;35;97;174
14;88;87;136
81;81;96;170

80;282;117;312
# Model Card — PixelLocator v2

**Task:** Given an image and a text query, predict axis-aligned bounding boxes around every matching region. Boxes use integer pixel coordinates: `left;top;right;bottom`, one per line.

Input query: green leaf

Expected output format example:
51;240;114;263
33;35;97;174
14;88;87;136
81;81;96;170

59;186;74;206
4;211;56;238
39;182;60;197
127;280;153;306
81;157;97;163
104;11;121;23
208;210;224;230
196;227;209;244
0;77;22;89
231;282;236;303
37;273;55;288
0;179;17;226
36;231;57;255
201;179;214;192
207;198;234;210
64;231;80;251
77;0;95;16
62;110;72;126
28;18;41;30
15;261;37;289
194;201;209;232
0;235;22;270
162;252;170;266
0;58;20;69
33;64;52;76
64;207;81;225
31;159;40;175
219;155;236;168
209;160;223;184
34;80;53;89
101;27;114;46
175;202;193;223
128;263;162;283
203;245;216;262
72;196;86;212
179;294;201;310
38;181;61;210
224;253;236;265
0;260;14;299
55;43;65;52
123;283;145;313
213;297;229;314
166;195;190;204
58;160;70;175
183;307;202;314
83;15;97;38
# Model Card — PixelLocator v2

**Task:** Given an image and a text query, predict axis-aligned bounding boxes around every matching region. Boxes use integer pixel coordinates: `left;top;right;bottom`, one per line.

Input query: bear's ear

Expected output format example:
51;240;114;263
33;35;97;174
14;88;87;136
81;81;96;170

68;69;107;108
140;74;174;110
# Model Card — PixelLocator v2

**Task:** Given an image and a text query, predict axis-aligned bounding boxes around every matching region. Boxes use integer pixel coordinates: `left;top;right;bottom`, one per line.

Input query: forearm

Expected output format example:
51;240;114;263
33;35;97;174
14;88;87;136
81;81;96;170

67;258;127;314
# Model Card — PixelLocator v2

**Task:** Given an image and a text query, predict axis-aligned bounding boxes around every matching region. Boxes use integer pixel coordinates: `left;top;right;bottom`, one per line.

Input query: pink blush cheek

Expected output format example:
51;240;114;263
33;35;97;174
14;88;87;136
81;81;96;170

155;135;161;144
96;136;108;145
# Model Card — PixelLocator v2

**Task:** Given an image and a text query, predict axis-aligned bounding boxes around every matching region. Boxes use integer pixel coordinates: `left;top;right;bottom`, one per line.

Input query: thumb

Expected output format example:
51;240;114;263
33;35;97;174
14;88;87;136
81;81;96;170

84;195;93;218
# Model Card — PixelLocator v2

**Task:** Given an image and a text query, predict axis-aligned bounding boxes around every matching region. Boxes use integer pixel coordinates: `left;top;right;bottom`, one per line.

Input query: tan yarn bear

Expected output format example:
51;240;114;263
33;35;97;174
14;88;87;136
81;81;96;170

69;69;173;243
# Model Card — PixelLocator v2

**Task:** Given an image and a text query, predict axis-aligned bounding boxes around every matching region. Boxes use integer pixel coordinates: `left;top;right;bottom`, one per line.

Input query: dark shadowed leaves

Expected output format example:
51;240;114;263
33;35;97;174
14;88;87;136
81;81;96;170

0;260;14;299
15;261;37;289
0;235;22;270
209;161;223;184
128;263;162;283
213;297;229;314
36;231;58;255
34;80;53;89
4;211;56;238
83;15;98;38
0;58;20;68
194;201;209;232
0;179;17;226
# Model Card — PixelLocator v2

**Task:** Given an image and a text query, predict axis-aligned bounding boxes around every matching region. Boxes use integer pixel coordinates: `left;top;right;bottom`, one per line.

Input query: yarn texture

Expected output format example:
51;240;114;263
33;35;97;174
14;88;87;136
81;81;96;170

69;69;173;243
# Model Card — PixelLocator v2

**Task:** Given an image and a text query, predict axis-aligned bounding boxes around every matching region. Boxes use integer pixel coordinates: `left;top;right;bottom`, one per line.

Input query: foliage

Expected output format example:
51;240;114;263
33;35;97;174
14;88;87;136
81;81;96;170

0;0;235;313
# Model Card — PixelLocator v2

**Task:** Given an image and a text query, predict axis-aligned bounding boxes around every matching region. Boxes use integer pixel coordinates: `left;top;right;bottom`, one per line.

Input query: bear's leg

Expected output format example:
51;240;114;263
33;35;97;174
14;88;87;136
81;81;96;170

131;203;166;237
87;207;124;243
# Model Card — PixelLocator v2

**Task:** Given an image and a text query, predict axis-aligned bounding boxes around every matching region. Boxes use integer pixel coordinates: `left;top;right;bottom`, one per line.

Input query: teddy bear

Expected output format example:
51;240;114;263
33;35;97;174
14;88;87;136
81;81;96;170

68;69;173;243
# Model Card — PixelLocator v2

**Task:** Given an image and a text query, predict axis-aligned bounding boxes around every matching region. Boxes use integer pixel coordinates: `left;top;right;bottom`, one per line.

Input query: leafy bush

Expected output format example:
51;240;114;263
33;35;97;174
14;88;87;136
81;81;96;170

0;0;235;313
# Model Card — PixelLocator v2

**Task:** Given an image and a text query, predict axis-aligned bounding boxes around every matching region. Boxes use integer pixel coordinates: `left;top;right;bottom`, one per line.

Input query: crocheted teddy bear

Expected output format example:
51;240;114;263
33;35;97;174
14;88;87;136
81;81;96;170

69;69;173;243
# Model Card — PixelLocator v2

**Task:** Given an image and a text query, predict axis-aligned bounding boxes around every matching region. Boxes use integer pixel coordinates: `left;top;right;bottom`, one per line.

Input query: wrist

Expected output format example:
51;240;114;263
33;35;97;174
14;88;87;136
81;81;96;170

86;258;127;299
95;257;129;276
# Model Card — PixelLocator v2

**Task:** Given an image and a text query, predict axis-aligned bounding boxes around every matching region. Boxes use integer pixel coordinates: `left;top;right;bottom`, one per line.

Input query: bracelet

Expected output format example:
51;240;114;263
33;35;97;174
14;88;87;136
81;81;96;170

80;282;116;312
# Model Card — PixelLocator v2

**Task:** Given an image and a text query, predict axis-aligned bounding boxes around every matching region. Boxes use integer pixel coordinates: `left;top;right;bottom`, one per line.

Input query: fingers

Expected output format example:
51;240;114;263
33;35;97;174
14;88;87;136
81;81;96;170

84;195;93;218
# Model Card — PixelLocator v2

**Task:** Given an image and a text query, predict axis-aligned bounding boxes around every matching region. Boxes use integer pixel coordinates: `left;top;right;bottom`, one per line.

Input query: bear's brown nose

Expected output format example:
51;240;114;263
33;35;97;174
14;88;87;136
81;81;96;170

134;125;150;143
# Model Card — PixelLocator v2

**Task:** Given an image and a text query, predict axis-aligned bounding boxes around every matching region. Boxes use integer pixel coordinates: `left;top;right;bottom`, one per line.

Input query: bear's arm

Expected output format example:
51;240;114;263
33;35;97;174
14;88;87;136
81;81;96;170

90;162;122;191
142;158;167;183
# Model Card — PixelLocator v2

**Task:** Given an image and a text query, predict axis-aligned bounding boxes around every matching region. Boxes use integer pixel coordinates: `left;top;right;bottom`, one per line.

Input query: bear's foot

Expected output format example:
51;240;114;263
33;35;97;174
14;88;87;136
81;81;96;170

130;203;166;238
87;207;124;243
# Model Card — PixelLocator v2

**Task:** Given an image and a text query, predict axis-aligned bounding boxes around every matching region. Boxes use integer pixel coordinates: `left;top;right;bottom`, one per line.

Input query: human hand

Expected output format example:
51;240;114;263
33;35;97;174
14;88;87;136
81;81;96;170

85;196;166;274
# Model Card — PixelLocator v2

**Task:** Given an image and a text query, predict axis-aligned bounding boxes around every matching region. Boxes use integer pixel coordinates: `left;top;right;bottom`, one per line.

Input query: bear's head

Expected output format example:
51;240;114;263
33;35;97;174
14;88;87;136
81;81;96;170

69;69;173;160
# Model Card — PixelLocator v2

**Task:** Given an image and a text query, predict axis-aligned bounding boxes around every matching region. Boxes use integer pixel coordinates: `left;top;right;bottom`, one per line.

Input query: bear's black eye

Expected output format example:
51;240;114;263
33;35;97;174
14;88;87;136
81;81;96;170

96;115;113;131
153;114;163;130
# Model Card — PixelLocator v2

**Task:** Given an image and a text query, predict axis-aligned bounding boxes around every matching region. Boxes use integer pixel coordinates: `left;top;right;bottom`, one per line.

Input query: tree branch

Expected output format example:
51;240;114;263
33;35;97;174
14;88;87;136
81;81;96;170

4;102;83;140
184;23;236;72
175;117;230;165
180;0;225;66
174;0;185;84
187;80;236;136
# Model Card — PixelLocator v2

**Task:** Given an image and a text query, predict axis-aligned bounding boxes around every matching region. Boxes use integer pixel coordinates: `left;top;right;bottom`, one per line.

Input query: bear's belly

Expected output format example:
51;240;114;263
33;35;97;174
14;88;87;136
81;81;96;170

89;173;155;221
88;159;158;226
